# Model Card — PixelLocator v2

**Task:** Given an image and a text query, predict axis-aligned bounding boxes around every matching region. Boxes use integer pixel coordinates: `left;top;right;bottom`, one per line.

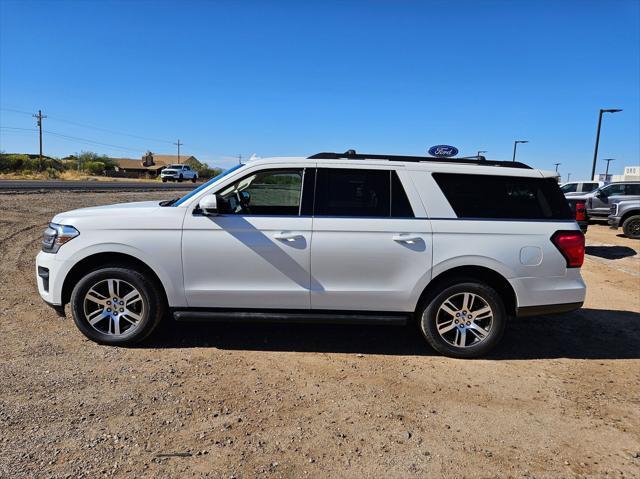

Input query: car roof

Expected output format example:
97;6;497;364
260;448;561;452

248;155;551;178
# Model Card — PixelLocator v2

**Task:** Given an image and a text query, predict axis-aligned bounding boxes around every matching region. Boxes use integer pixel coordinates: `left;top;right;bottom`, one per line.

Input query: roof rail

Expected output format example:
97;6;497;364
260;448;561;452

308;150;532;169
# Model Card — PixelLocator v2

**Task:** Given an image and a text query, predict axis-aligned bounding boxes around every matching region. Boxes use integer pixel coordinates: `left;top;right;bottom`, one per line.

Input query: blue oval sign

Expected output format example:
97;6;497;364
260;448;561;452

428;145;459;157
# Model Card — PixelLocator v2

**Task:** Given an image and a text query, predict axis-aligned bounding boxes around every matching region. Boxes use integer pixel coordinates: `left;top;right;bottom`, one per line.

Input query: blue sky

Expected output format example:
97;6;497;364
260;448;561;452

1;0;638;178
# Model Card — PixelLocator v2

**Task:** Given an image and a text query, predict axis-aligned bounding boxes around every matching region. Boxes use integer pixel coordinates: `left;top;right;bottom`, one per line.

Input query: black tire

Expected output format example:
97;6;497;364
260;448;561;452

162;178;167;183
191;177;196;183
70;266;165;346
178;174;183;182
418;280;507;359
622;215;640;239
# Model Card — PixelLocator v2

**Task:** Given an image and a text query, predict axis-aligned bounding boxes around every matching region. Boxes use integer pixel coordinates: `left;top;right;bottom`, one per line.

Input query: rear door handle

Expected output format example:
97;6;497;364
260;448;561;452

274;231;303;242
392;233;422;244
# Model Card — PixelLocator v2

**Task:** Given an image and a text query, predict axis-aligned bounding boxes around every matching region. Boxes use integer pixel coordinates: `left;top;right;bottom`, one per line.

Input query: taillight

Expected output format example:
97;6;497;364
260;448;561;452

575;201;586;221
551;230;585;268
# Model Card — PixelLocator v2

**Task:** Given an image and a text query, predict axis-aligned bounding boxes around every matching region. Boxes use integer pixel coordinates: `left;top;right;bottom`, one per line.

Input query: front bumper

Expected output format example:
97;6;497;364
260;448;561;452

36;250;71;307
608;216;621;229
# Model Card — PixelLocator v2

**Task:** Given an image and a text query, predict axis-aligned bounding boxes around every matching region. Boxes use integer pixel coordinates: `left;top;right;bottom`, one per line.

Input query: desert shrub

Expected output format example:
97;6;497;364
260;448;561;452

46;167;60;179
0;154;30;172
83;161;106;175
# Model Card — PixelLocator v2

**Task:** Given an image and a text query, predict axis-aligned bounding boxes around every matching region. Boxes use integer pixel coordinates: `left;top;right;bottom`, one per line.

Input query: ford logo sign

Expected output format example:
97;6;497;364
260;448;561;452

428;145;459;157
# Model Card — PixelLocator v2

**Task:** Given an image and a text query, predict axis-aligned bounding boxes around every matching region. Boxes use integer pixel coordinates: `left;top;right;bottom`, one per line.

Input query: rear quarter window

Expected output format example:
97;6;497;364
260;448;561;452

433;173;573;220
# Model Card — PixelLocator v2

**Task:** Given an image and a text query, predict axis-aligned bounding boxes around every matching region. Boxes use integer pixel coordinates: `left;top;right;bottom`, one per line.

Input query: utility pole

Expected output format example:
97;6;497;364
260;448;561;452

238;154;242;165
591;109;622;181
603;158;616;179
512;140;528;162
174;139;183;164
32;109;47;170
567;173;571;182
554;162;561;172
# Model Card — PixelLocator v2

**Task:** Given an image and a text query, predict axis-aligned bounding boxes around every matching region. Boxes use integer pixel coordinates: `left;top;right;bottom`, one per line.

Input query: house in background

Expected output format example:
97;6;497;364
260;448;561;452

112;152;198;178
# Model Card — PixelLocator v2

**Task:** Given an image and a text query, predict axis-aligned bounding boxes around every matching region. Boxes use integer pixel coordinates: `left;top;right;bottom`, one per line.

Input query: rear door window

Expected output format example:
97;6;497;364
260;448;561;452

314;168;414;218
433;173;572;220
625;184;640;195
581;183;598;192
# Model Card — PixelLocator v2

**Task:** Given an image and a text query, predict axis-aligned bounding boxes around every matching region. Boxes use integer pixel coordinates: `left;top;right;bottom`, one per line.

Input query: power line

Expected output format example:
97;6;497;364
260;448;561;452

1;125;151;154
1;106;174;145
44;130;144;153
0;126;38;132
0;107;34;116
45;115;174;145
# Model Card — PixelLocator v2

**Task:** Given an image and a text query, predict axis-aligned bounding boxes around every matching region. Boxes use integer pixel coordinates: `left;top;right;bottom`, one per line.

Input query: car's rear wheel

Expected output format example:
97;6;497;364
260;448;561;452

418;280;506;358
70;267;165;345
622;215;640;239
191;176;196;183
162;178;167;183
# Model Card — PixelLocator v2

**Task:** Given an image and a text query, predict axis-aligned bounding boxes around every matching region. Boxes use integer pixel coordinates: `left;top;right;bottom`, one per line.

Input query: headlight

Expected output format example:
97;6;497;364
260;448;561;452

42;223;79;253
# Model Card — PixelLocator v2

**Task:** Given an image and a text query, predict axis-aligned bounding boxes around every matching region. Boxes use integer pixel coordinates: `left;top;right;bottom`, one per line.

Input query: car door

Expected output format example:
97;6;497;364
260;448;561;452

310;167;433;312
590;183;628;215
181;167;314;309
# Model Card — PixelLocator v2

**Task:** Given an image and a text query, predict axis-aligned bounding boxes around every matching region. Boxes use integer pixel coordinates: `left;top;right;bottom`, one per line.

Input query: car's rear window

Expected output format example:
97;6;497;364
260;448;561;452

433;173;573;220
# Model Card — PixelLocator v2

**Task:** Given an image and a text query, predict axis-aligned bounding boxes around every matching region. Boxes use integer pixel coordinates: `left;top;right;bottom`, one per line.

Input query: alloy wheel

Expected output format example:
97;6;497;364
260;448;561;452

83;278;145;336
434;292;493;348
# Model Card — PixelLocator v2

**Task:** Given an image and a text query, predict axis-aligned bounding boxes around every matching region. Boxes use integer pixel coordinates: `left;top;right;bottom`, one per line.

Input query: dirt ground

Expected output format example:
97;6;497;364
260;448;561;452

1;191;639;479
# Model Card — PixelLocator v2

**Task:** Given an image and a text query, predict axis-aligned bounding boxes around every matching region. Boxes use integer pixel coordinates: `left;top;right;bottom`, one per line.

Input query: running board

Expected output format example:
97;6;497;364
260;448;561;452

173;310;408;326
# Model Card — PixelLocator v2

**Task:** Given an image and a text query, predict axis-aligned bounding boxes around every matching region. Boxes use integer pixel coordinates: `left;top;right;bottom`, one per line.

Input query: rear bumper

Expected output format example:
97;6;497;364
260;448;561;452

509;269;586;310
516;301;583;317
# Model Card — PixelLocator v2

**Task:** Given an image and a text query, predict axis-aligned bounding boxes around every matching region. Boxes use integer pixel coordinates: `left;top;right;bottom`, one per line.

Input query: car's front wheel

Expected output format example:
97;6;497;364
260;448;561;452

622;215;640;239
70;266;165;345
418;280;506;358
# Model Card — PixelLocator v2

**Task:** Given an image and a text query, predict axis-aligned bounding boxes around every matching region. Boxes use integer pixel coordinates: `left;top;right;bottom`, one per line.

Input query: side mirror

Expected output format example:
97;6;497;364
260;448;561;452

199;194;218;216
595;190;604;198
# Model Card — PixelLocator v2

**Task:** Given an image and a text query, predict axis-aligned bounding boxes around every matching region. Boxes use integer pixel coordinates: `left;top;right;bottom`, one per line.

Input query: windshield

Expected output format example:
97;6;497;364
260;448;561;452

560;183;577;193
172;163;244;207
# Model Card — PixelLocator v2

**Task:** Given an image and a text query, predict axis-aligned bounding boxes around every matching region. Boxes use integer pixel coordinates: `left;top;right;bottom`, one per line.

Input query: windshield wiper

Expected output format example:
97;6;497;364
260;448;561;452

159;198;179;207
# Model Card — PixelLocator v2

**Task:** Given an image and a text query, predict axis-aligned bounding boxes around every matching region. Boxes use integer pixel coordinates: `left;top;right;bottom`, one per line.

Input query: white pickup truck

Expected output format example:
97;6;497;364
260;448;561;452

160;164;198;183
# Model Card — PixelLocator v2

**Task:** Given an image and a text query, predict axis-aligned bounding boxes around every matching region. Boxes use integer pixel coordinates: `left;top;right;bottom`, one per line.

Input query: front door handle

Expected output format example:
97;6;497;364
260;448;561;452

392;233;422;244
274;231;303;242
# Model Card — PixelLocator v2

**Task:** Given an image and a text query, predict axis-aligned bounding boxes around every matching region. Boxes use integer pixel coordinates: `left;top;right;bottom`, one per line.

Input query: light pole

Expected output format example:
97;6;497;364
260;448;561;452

477;150;487;158
554;162;561;172
512;140;528;162
602;158;616;179
567;173;571;182
591;109;622;180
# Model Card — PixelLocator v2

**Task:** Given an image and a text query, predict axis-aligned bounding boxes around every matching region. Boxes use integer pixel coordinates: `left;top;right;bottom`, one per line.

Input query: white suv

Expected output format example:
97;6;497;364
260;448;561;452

160;164;198;183
36;151;586;358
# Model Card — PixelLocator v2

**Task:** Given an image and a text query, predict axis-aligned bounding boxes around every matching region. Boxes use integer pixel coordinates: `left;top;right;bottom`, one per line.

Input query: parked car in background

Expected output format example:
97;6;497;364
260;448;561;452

609;200;640;239
160;164;198;183
586;182;640;219
566;198;588;233
36;151;586;359
560;181;603;196
567;182;640;221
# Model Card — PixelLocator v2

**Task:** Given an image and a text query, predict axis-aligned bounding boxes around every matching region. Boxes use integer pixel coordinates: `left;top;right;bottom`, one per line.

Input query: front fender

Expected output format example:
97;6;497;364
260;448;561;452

56;241;186;307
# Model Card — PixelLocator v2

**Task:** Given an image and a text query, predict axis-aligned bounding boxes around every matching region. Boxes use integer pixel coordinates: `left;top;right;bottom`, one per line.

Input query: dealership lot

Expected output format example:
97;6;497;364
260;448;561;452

1;191;639;478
